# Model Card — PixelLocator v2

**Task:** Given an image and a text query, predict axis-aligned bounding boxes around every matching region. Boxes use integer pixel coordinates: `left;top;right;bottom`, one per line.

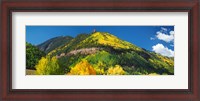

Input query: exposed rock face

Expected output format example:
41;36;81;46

56;47;102;58
45;42;53;52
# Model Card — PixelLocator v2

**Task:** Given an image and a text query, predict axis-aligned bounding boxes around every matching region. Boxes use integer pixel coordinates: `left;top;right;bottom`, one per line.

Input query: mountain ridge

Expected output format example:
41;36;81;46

28;31;174;75
37;36;73;53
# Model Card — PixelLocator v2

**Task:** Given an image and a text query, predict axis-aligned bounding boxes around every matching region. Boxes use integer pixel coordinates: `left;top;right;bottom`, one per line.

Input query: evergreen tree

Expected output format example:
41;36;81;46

26;42;45;69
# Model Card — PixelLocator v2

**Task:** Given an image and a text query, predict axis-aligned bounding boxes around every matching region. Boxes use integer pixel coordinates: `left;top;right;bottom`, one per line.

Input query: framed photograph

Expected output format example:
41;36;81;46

1;0;199;100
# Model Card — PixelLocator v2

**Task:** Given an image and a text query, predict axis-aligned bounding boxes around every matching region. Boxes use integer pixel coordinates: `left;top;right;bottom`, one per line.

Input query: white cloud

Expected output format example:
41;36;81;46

150;37;155;40
156;31;174;43
170;31;174;35
152;43;174;57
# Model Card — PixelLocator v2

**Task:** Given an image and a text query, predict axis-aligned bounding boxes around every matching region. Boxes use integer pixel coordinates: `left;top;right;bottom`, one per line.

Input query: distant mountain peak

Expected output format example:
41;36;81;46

81;31;140;50
91;32;117;38
37;36;73;53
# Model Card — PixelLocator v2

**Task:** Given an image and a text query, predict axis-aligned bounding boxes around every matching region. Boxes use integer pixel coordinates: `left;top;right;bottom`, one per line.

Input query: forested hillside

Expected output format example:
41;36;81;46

26;32;174;75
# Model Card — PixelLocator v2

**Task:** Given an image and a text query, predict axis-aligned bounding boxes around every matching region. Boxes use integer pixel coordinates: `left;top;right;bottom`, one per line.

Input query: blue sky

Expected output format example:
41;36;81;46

26;26;174;57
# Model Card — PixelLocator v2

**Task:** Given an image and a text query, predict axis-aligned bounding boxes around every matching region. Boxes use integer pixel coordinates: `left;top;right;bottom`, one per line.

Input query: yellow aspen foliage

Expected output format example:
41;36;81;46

68;60;96;75
35;56;63;75
82;32;133;50
107;65;125;75
35;57;48;75
94;68;105;75
94;61;105;75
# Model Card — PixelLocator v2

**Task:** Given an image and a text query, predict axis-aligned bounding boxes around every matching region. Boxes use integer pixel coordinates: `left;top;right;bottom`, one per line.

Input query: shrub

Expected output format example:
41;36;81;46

68;60;96;75
35;56;64;75
107;65;125;75
93;61;106;75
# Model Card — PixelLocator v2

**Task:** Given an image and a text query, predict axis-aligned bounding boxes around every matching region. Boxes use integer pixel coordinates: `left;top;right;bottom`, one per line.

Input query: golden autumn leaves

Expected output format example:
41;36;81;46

35;56;126;75
68;60;125;75
68;60;96;75
35;56;63;75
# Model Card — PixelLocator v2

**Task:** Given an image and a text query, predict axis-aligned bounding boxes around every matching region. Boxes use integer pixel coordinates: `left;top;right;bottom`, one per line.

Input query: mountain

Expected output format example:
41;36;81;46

37;36;73;53
34;32;174;75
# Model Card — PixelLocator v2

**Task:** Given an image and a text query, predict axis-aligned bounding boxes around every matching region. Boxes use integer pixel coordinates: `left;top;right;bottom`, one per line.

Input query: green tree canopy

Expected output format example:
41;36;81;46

26;42;45;69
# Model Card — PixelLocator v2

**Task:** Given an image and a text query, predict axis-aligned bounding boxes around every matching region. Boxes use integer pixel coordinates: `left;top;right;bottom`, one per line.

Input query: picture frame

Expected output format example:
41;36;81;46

0;0;199;100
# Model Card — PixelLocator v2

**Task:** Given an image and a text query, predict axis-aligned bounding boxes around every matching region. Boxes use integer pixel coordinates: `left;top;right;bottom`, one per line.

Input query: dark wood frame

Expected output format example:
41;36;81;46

1;0;199;101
